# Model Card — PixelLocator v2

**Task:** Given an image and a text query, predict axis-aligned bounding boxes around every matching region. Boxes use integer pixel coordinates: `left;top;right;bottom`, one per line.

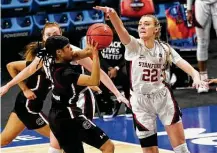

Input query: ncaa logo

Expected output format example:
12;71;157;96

82;120;92;129
36;118;45;126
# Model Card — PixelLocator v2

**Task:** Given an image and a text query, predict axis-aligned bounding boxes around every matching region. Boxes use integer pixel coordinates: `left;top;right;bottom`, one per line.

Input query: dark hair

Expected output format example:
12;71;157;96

45;35;69;58
23;41;44;61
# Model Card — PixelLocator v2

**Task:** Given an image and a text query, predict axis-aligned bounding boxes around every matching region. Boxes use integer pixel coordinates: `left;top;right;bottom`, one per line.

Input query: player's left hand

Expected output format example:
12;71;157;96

116;94;131;108
192;79;208;89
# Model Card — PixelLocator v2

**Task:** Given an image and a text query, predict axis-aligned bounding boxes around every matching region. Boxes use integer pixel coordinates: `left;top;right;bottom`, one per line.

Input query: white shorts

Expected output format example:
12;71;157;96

130;85;182;139
195;0;217;28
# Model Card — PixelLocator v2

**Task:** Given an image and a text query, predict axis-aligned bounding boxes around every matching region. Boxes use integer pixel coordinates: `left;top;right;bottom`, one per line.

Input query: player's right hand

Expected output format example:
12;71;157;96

86;37;99;57
23;89;37;100
0;84;9;97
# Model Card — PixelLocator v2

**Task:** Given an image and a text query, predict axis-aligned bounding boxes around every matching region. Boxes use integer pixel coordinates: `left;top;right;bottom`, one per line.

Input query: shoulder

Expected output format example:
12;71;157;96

157;41;170;51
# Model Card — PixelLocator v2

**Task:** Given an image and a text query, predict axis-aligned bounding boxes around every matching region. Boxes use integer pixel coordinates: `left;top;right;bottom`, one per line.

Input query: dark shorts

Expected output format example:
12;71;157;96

49;108;109;153
13;92;48;130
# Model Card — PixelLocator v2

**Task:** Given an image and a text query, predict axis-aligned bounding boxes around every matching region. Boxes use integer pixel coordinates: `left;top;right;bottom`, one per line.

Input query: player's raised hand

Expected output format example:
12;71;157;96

87;37;99;57
0;84;10;97
93;6;116;16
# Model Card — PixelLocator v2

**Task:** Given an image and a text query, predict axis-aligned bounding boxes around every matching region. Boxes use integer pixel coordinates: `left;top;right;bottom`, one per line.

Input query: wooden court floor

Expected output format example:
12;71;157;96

1;140;173;153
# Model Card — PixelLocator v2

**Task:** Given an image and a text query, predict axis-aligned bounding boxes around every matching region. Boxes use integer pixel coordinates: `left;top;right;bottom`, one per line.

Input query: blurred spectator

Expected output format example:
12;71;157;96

187;0;217;93
97;21;131;118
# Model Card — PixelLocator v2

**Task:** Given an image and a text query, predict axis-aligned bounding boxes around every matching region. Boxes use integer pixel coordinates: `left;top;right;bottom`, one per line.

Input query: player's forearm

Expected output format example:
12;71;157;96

176;59;200;81
7;65;29;91
78;57;120;96
108;9;131;45
6;61;40;89
187;0;193;10
100;69;120;97
89;54;100;86
72;49;92;61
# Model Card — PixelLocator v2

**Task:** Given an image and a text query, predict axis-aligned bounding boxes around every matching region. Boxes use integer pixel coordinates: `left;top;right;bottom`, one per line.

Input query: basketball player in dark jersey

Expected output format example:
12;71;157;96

45;35;114;153
1;42;51;147
1;41;98;149
0;22;129;153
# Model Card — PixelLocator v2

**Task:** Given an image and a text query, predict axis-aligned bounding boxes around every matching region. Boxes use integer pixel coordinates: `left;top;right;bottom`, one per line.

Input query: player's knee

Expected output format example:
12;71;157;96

100;139;115;153
197;38;209;51
197;38;209;61
173;143;190;153
1;135;12;146
139;133;158;148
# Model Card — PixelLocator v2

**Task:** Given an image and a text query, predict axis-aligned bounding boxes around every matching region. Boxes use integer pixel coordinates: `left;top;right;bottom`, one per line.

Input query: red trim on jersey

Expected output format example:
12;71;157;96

133;113;149;131
129;61;133;91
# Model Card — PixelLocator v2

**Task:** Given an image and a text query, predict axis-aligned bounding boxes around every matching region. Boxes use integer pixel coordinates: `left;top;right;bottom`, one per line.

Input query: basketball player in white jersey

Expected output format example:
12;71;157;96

0;22;129;153
187;0;217;93
94;6;207;153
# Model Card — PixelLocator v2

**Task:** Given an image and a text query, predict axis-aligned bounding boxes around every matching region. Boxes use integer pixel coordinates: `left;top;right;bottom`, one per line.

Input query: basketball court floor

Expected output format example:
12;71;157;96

1;105;217;153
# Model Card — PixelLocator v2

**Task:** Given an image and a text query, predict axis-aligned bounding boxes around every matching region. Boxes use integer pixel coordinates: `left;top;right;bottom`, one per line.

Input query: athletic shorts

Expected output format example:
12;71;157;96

48;108;109;153
130;85;182;139
195;0;217;28
13;92;48;130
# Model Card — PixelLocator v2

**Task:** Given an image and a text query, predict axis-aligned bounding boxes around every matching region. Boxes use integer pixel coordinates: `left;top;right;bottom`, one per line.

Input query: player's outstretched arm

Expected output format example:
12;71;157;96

93;6;131;45
0;57;42;97
175;59;207;89
77;39;100;86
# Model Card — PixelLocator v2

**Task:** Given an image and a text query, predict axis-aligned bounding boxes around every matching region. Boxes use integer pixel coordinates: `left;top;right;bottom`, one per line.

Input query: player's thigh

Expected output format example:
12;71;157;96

49;130;61;150
157;87;182;126
35;124;50;137
1;112;25;146
78;115;109;149
50;118;84;153
130;94;157;131
211;2;217;33
195;0;211;27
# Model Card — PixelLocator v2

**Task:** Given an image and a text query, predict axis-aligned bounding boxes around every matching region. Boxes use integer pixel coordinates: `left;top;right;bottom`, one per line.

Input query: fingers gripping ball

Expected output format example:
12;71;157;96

86;23;113;50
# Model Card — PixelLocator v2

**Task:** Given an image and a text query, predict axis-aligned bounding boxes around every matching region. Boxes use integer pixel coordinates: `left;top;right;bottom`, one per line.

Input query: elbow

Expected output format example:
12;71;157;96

6;62;13;71
90;80;100;86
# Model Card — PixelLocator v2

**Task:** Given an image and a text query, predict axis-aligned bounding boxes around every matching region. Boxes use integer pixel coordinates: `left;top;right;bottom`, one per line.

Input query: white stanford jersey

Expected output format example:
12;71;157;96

125;36;182;94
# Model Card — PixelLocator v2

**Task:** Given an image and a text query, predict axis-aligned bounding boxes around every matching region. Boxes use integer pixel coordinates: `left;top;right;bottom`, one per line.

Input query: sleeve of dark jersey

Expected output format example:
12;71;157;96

61;68;81;86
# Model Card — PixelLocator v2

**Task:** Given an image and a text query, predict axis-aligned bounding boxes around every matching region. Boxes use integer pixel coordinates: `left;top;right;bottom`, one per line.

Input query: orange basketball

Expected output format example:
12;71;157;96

86;23;113;50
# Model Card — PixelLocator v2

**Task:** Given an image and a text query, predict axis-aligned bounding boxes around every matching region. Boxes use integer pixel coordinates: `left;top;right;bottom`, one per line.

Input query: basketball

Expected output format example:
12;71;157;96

86;23;113;50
